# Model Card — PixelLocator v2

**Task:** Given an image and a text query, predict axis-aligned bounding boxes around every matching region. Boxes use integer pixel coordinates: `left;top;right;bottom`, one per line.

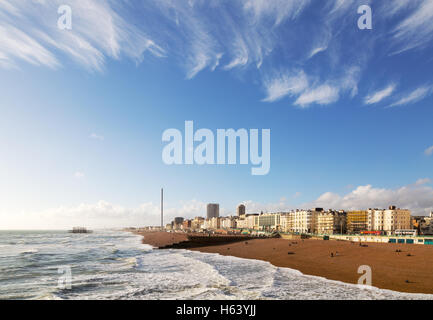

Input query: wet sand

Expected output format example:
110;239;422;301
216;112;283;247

135;231;433;294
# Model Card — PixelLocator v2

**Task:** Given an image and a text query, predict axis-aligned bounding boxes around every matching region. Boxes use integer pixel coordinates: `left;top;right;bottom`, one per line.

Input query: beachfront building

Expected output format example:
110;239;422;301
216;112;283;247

209;217;221;229
182;219;192;230
173;217;184;230
256;213;281;231
280;213;293;233
367;209;383;231
315;209;335;235
280;210;319;234
202;219;210;229
419;212;433;235
412;216;423;234
246;214;259;229
292;210;315;234
236;204;246;217
347;210;368;234
221;216;237;229
207;203;220;219
235;214;259;230
236;218;248;229
191;217;205;230
333;210;347;234
280;209;347;235
383;206;411;233
201;217;221;230
367;206;411;235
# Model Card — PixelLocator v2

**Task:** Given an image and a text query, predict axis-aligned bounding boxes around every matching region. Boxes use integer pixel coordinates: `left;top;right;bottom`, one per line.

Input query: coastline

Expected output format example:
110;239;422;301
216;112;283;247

133;231;433;295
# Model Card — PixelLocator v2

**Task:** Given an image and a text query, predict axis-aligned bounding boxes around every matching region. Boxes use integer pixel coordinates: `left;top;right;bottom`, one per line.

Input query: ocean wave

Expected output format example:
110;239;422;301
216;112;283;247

174;250;433;300
4;230;433;300
19;248;39;255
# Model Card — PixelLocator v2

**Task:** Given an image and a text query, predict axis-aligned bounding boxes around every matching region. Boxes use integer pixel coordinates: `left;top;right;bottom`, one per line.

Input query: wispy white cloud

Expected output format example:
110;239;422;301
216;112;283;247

243;0;311;25
425;146;433;156
364;84;396;105
0;24;59;69
308;46;327;59
211;53;224;71
2;0;433;110
262;70;308;102
0;0;164;71
149;0;313;79
339;66;361;98
149;0;225;79
391;0;433;54
294;84;340;107
379;0;416;17
223;38;249;70
329;0;357;15
262;66;360;107
388;85;433;107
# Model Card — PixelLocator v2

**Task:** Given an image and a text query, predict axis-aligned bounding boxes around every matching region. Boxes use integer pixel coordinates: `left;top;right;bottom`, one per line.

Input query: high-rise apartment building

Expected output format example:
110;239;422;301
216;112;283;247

207;203;219;219
173;217;184;230
236;204;246;217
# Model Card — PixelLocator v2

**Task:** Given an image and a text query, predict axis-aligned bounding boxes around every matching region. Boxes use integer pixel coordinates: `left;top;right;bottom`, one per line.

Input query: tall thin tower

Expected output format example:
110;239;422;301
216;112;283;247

161;188;163;229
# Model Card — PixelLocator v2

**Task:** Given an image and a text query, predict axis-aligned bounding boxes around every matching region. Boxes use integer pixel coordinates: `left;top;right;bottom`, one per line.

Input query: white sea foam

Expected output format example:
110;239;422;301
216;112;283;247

1;230;432;300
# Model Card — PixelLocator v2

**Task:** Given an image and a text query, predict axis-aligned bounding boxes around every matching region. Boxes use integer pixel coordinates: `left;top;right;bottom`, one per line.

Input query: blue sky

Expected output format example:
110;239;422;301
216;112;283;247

1;0;433;228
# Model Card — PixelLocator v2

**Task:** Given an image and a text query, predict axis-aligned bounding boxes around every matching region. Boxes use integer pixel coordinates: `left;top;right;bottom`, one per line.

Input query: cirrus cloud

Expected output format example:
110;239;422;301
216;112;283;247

1;0;433;109
388;85;433;107
0;0;165;71
364;84;396;105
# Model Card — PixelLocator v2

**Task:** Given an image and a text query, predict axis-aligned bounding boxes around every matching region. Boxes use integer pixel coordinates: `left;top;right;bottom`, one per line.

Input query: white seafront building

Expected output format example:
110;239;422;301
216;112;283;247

180;204;411;237
367;206;412;234
221;216;237;229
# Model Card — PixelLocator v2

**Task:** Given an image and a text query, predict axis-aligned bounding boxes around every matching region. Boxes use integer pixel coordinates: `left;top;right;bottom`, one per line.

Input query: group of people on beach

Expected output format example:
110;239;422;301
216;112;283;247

330;251;339;257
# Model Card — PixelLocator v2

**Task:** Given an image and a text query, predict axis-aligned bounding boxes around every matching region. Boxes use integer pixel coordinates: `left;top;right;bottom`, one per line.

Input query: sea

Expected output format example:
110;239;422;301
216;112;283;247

0;230;431;300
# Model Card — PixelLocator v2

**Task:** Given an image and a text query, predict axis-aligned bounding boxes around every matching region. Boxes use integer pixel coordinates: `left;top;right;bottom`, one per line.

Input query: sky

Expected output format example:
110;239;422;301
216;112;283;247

1;0;433;229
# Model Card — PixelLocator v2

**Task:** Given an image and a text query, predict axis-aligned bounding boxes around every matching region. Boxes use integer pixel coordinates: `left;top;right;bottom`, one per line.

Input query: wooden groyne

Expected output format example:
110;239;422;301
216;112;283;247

130;230;279;249
158;234;255;249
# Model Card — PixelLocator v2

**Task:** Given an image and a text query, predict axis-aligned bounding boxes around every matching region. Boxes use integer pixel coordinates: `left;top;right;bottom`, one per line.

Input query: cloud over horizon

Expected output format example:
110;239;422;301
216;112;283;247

5;179;433;229
303;180;433;216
